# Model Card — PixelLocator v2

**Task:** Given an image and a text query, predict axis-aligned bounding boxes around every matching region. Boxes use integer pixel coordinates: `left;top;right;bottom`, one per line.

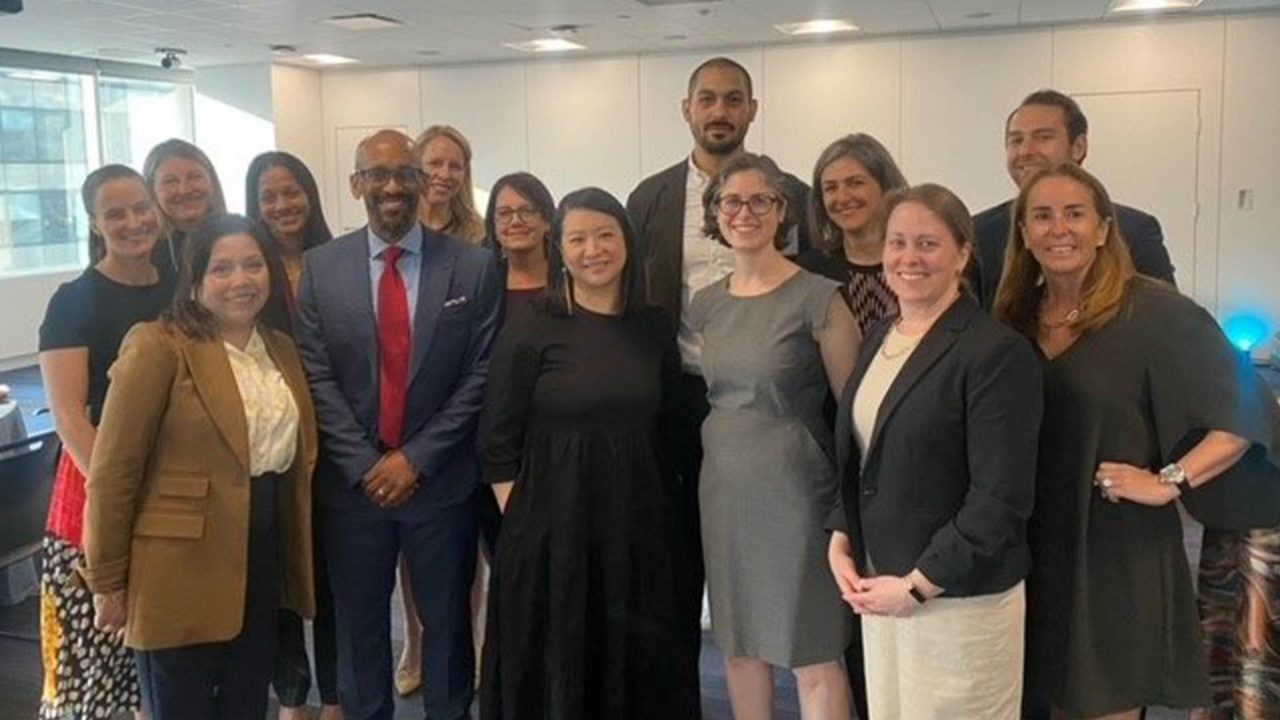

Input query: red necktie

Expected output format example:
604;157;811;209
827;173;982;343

378;245;411;448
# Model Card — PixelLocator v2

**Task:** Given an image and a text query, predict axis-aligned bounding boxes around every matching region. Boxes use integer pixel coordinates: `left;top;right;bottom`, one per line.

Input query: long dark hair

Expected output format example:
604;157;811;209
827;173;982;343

244;151;333;252
163;214;287;341
82;164;151;265
545;187;648;318
482;172;556;256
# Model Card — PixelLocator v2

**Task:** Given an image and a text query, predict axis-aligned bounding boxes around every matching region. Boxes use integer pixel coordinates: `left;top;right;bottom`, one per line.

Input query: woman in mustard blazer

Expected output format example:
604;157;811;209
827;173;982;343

81;214;317;720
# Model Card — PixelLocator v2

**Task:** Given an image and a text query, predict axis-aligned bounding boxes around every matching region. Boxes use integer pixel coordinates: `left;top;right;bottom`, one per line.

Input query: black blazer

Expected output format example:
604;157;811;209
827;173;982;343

625;158;813;323
833;294;1042;597
969;199;1176;310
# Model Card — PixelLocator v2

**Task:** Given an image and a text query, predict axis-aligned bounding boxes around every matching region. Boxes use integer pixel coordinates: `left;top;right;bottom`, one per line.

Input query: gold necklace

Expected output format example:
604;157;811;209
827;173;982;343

879;324;922;360
1039;307;1081;329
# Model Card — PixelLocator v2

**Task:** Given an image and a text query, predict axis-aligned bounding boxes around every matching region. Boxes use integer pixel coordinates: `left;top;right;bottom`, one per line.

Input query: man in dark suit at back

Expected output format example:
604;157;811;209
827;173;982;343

971;89;1177;309
295;129;501;720
625;56;811;714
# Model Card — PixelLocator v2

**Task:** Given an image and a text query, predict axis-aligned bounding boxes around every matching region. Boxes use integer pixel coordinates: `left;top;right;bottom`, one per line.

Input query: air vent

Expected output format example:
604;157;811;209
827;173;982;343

324;13;404;31
633;0;722;6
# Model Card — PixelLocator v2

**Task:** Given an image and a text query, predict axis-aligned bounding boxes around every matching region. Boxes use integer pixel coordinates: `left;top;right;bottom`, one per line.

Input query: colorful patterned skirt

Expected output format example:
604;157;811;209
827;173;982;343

38;451;139;719
1198;525;1280;720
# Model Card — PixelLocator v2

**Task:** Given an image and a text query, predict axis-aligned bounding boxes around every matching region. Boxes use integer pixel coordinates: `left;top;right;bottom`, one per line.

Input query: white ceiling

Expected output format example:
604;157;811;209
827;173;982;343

1;0;1278;69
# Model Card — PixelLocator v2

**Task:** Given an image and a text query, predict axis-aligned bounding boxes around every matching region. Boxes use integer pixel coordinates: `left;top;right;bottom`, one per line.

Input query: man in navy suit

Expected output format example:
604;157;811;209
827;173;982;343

296;129;501;720
970;89;1177;309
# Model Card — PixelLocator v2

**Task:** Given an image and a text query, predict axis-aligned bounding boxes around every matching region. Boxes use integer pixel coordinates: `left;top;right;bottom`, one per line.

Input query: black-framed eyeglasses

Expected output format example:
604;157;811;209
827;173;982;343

354;167;423;186
713;193;780;217
495;207;542;225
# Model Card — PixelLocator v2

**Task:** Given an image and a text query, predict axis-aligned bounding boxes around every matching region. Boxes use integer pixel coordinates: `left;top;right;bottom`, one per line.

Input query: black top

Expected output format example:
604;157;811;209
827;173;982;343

1022;278;1280;715
969;199;1177;310
796;248;898;337
150;230;187;286
832;293;1043;597
38;267;175;425
626;157;812;323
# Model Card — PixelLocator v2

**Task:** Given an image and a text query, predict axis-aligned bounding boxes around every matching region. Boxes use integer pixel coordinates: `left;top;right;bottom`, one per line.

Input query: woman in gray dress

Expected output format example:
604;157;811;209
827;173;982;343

688;153;861;720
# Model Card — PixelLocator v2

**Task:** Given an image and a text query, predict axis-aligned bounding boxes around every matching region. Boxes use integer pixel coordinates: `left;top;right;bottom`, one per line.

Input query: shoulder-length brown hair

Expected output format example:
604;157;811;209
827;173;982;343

142;138;228;231
163;214;284;341
413;125;484;243
994;163;1135;338
809;133;908;256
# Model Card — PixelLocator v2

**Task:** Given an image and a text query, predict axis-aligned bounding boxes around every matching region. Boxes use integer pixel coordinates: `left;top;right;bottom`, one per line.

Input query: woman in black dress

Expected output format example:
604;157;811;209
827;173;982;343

482;172;555;327
995;163;1280;719
478;187;696;720
37;164;173;719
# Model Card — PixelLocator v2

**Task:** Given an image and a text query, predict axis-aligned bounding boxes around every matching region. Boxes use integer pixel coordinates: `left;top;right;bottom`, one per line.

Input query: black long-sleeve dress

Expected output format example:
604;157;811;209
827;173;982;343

477;302;697;720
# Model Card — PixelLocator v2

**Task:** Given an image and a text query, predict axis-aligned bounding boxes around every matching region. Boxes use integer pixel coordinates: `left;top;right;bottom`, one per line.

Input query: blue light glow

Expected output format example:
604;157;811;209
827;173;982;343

1223;314;1269;352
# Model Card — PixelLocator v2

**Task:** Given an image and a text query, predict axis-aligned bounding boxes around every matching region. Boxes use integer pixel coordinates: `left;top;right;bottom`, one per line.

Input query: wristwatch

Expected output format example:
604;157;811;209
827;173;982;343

906;580;927;604
1158;462;1192;492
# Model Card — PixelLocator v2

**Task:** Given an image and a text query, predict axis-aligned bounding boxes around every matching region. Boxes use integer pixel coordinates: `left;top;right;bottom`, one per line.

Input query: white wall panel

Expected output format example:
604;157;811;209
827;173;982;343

319;69;422;233
272;65;327;203
636;49;764;179
761;40;901;185
1053;19;1226;305
525;57;641;201
899;31;1053;215
1219;16;1280;338
419;64;529;197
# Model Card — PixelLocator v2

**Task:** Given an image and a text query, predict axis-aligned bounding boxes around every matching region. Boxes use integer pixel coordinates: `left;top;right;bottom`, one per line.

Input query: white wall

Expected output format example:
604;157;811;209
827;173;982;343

0;271;78;370
193;63;277;214
305;13;1280;340
272;65;326;196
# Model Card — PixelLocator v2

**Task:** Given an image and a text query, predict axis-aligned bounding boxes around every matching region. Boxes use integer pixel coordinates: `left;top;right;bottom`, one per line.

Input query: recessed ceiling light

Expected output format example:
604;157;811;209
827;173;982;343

1108;0;1204;12
302;53;359;65
775;19;860;36
503;38;586;53
324;13;404;31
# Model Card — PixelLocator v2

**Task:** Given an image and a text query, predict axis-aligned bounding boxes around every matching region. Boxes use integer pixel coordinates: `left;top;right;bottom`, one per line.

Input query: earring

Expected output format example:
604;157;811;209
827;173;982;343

562;267;573;315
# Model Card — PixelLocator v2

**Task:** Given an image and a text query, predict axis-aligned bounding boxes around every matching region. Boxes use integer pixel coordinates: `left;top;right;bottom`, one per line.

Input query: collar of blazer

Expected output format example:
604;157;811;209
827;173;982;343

838;292;980;479
352;223;459;386
180;326;308;474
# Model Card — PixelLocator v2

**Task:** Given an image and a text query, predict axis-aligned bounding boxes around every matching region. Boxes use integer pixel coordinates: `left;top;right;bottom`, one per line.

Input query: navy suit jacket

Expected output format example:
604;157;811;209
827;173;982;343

295;224;502;514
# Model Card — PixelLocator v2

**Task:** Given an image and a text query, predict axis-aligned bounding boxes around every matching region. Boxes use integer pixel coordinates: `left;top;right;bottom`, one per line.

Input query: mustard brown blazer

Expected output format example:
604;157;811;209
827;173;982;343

81;321;318;651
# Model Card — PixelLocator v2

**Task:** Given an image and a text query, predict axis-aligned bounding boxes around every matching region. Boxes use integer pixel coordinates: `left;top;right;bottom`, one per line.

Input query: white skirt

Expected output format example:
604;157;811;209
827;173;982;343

862;581;1025;720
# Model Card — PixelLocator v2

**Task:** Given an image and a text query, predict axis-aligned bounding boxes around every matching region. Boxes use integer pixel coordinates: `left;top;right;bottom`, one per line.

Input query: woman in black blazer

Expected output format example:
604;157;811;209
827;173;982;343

827;183;1042;719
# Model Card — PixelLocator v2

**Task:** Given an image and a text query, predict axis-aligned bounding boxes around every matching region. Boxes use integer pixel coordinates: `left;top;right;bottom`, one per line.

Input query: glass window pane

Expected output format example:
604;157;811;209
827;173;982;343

0;76;32;105
1;109;37;162
98;77;193;165
32;79;68;110
5;163;39;190
36;111;70;162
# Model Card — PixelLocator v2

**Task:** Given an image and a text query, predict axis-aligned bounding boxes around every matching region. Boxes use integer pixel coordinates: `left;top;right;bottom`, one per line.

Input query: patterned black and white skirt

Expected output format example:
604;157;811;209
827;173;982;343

39;533;140;719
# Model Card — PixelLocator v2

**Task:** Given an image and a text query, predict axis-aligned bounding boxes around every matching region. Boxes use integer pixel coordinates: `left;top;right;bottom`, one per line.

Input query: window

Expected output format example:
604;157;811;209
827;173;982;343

0;69;94;275
0;66;193;277
99;77;194;166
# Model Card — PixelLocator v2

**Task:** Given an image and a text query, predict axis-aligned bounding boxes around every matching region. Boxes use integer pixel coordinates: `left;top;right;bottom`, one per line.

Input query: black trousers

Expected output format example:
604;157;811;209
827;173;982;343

273;499;339;707
135;474;280;720
671;372;709;718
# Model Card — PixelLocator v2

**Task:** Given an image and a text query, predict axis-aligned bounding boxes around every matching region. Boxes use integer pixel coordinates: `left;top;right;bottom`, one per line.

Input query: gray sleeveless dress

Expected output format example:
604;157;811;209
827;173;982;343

688;269;851;668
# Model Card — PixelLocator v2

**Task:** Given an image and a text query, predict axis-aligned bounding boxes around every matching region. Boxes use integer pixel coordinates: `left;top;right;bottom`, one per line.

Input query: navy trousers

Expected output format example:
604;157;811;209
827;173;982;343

135;474;280;720
325;496;478;720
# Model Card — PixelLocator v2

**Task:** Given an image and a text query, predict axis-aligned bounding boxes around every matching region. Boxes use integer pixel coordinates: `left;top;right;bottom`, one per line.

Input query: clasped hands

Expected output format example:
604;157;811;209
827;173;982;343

1093;461;1179;506
827;532;938;617
363;449;420;508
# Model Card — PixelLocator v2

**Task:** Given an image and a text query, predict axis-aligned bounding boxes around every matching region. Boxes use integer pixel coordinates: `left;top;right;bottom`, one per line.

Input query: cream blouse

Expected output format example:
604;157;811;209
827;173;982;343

224;329;300;476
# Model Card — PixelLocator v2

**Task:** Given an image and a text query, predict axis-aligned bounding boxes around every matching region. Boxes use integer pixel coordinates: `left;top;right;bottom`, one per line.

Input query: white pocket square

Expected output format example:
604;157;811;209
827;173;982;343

443;295;469;308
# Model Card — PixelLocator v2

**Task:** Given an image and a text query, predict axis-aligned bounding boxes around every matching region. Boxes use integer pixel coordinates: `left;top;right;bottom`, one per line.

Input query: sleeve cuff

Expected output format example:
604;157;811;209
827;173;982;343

79;556;129;594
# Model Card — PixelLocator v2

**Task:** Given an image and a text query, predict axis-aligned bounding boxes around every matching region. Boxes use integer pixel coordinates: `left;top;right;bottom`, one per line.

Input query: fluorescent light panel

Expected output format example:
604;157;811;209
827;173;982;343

324;14;403;31
1109;0;1204;12
302;53;359;65
504;38;586;53
775;19;859;36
